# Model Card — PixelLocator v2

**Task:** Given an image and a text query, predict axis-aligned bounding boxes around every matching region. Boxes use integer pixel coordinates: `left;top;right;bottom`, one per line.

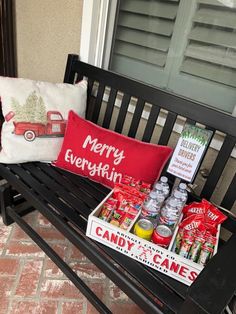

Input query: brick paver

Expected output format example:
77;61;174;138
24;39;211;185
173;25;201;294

0;214;144;313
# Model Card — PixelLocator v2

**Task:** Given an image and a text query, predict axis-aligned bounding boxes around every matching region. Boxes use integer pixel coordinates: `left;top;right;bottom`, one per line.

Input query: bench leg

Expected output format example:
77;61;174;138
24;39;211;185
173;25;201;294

0;183;14;225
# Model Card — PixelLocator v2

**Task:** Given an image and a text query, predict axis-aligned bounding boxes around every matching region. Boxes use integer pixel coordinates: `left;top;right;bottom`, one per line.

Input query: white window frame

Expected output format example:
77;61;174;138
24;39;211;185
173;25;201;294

80;0;236;157
80;0;115;67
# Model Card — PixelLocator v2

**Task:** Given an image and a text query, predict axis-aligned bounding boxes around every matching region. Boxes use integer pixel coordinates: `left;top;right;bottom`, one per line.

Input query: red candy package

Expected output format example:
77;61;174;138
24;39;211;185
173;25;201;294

182;202;207;217
120;175;151;194
179;214;205;231
205;203;227;227
99;198;117;222
121;175;133;185
119;212;136;230
179;199;227;238
114;183;146;201
204;222;218;236
113;189;143;212
110;209;126;227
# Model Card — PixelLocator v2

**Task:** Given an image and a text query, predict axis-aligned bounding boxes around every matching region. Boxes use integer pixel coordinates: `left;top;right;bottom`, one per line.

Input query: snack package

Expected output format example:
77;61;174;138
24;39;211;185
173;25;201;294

110;209;126;227
179;214;205;231
182;202;207;217
99;198;118;221
98;176;151;229
119;212;137;230
204;201;227;227
173;199;226;266
182;199;227;228
121;175;151;194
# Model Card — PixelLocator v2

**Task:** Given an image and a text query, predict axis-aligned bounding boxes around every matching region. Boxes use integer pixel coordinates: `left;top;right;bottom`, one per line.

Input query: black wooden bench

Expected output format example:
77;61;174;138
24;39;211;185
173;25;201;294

0;54;236;314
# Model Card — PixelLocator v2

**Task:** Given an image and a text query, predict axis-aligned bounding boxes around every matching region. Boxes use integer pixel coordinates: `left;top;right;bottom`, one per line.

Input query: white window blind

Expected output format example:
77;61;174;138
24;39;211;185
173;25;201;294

109;0;236;113
110;0;180;87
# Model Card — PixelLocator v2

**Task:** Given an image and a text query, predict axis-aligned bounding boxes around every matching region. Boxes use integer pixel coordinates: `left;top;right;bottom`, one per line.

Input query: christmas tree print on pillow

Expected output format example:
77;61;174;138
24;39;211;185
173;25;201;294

6;91;67;141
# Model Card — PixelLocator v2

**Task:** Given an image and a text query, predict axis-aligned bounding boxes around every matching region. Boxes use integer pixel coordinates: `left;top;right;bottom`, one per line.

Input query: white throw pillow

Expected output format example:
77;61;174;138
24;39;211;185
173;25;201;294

0;77;87;163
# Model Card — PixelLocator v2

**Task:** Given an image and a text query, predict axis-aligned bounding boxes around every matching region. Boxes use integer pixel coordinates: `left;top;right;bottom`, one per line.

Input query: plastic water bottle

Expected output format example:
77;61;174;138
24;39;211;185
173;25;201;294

154;176;170;199
153;183;165;209
165;191;184;213
171;183;188;207
141;191;160;227
159;199;179;229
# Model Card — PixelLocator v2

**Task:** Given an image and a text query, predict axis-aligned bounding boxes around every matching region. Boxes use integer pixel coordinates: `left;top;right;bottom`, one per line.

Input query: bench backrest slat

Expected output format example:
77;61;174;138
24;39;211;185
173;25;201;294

185;118;196;125
114;94;131;133
128;99;145;138
221;172;236;210
158;112;177;146
142;105;160;143
102;88;117;129
91;82;105;123
201;135;236;200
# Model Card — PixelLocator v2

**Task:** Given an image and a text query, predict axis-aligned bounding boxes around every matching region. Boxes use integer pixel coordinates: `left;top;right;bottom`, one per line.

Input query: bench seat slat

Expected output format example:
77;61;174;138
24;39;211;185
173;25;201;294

55;167;109;201
8;164;90;220
2;163;188;310
36;163;101;206
22;163;98;210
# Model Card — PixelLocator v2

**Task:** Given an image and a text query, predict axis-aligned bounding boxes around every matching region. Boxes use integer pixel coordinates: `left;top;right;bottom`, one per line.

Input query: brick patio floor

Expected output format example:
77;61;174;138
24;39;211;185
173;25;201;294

0;211;144;314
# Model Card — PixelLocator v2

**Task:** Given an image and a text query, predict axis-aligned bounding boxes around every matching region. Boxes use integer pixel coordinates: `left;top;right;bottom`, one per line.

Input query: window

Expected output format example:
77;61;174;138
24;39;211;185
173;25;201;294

80;0;236;115
108;0;236;114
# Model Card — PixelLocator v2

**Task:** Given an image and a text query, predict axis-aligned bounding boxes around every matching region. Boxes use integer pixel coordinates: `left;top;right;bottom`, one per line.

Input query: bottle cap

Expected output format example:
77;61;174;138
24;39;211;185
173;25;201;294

179;183;187;190
160;176;168;183
149;191;157;199
154;183;163;191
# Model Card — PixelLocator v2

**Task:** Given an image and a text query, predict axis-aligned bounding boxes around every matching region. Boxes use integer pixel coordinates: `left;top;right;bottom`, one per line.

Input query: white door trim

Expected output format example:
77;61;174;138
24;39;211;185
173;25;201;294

80;0;111;67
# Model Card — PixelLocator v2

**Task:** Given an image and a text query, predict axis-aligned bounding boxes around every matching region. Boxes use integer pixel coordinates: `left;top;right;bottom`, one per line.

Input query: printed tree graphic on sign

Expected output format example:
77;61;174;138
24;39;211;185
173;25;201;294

11;91;47;124
181;124;211;146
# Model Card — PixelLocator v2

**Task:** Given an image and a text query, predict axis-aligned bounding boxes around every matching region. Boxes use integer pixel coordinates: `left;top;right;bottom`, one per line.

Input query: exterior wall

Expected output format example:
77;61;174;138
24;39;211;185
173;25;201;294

15;0;83;82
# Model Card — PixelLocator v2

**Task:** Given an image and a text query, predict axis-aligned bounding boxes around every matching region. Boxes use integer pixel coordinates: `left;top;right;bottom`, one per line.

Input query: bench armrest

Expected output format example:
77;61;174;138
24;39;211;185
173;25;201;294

180;233;236;314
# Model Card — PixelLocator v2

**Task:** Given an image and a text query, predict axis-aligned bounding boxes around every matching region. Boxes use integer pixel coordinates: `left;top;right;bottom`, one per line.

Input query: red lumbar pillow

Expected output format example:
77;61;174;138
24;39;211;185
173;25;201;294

54;110;173;188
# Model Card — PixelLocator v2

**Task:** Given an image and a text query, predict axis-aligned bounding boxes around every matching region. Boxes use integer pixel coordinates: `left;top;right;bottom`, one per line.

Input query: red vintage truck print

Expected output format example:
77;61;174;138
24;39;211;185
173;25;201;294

10;111;67;141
